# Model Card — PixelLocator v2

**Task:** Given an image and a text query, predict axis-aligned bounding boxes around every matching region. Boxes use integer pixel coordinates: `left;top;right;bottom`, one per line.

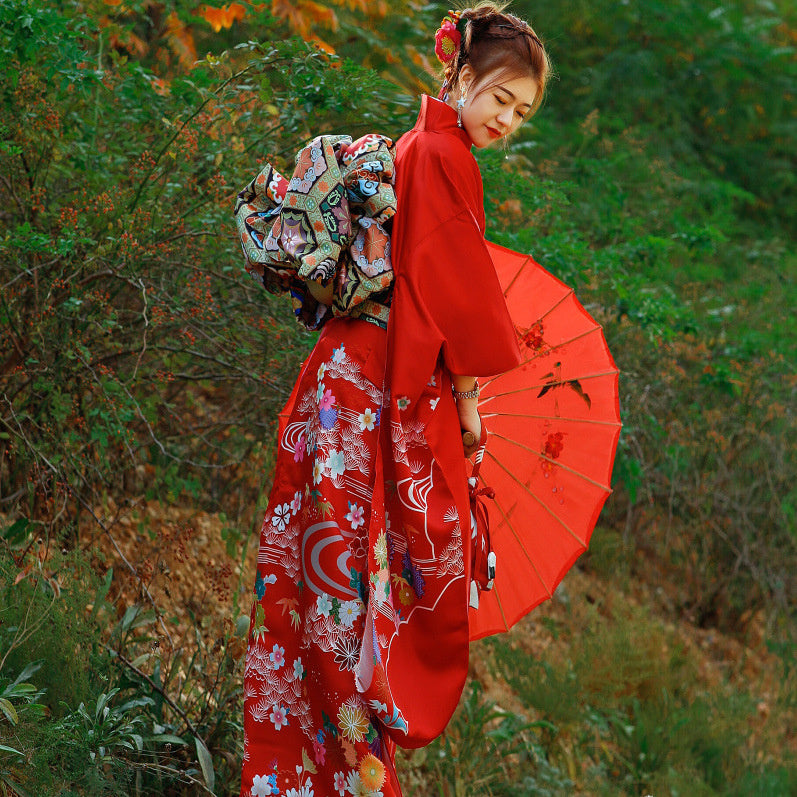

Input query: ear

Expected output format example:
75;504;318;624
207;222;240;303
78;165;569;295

458;64;476;94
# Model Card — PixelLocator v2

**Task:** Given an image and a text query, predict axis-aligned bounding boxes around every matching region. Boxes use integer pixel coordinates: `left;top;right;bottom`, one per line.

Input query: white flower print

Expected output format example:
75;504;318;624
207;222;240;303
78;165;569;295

312;459;323;485
292;657;304;681
334;771;347;796
358;408;377;431
269;643;285;669
325;449;345;479
317;593;333;617
317;362;326;381
332;344;346;363
316;381;326;403
339;599;361;628
291;490;302;515
269;703;288;730
271;503;291;532
429;397;439;410
250;774;273;797
427;374;437;387
333;636;360;671
396;396;410;411
346;771;370;796
286;787;314;797
345;502;365;530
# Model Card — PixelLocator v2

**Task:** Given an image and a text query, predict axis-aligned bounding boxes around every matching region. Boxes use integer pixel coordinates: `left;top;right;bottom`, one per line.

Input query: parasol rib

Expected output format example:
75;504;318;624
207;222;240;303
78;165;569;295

481;368;620;403
501;254;535;296
490;582;511;632
482;326;615;389
483;449;589;547
501;287;575;328
481;411;622;428
484;484;554;598
488;431;614;492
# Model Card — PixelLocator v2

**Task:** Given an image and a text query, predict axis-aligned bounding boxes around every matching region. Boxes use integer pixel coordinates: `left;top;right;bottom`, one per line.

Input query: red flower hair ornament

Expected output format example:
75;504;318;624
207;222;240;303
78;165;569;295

434;11;464;64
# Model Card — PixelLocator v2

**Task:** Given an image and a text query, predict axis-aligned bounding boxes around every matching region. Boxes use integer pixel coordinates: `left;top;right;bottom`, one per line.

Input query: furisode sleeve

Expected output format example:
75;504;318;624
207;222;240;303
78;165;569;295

388;131;521;403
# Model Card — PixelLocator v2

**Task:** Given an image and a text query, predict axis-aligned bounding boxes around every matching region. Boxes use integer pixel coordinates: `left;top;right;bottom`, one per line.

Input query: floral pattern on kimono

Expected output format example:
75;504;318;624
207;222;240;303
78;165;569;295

240;318;468;797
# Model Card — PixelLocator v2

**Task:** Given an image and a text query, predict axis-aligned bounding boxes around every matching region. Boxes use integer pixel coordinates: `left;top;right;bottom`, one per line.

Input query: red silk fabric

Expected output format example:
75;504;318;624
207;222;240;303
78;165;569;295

388;94;521;407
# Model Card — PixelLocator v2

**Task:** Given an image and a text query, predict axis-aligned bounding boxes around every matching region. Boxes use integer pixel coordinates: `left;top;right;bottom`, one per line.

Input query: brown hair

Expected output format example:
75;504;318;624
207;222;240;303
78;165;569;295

439;2;551;116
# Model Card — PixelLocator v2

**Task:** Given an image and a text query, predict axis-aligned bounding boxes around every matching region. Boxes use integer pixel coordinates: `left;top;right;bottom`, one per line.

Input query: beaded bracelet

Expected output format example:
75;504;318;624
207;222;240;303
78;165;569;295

453;379;479;400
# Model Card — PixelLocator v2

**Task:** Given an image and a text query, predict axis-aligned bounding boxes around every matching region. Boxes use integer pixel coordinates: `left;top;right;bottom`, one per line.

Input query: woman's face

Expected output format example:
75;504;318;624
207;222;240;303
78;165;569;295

457;65;539;149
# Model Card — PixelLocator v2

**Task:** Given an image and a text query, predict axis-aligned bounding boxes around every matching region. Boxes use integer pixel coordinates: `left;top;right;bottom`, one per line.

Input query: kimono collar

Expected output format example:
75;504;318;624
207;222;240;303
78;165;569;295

413;94;473;149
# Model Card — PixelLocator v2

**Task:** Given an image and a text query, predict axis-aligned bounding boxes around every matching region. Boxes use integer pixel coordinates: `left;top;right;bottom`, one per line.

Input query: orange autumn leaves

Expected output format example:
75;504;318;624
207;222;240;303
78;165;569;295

197;0;343;42
199;2;246;32
101;1;389;71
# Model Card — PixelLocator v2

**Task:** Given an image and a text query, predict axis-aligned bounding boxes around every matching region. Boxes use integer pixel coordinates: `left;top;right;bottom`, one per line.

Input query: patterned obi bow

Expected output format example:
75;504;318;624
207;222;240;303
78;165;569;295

235;134;396;330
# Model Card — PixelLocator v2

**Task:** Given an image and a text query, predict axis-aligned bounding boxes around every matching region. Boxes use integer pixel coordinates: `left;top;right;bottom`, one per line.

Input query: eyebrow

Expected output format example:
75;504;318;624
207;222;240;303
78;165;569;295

495;85;532;110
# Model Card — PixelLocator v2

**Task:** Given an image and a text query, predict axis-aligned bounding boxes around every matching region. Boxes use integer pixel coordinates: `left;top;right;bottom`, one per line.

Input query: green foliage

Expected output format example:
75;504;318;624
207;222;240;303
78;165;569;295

0;0;404;543
32;689;150;795
0;547;102;717
487;602;793;796
0;539;246;794
397;683;573;796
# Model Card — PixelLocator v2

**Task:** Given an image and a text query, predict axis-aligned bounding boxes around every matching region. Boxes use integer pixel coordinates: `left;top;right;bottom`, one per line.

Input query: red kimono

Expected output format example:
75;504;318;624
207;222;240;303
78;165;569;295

240;95;520;797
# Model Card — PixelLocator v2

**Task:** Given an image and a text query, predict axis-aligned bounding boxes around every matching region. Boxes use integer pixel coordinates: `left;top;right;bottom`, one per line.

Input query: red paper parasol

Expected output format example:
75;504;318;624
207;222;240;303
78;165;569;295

468;242;622;640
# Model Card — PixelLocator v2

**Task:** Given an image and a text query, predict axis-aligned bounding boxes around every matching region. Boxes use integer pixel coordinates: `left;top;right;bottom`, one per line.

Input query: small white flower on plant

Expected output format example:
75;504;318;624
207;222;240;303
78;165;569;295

317;593;333;617
346;502;365;530
271;503;291;532
269;643;285;669
358;408;377;431
269;704;288;730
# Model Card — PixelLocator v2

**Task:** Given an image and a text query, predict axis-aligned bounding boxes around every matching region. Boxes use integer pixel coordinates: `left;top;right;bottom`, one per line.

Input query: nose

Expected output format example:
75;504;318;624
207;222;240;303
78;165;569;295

496;106;514;130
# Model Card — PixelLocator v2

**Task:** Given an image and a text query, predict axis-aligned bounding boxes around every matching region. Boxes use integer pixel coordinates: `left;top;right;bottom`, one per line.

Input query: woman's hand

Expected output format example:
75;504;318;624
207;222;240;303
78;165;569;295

452;375;482;457
457;399;482;457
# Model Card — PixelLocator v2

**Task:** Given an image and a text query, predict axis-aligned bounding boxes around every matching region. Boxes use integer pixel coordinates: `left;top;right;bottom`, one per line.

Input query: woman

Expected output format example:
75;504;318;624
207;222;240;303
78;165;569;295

237;4;550;795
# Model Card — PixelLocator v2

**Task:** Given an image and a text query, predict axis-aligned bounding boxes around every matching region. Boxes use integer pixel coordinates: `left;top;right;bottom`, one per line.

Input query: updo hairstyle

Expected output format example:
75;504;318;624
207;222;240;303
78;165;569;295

440;2;551;116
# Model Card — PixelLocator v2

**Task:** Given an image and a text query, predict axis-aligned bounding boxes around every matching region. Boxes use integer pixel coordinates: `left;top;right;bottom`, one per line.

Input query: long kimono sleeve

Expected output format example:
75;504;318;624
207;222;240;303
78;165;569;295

388;131;521;403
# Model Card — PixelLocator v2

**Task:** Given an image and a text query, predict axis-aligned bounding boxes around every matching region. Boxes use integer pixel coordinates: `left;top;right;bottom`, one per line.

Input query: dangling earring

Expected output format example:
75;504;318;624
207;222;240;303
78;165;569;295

457;84;468;128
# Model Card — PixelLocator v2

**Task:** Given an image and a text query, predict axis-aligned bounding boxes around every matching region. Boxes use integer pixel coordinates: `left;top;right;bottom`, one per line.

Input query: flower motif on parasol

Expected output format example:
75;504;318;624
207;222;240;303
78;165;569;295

468;241;622;640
